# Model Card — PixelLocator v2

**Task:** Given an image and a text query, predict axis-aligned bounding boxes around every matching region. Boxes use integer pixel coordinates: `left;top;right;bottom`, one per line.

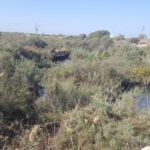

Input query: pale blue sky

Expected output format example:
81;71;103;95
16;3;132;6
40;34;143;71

0;0;150;36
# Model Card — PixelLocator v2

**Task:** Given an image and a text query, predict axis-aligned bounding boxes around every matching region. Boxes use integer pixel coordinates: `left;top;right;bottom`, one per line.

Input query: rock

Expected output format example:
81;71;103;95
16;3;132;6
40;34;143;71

93;115;100;124
141;146;150;150
0;72;4;77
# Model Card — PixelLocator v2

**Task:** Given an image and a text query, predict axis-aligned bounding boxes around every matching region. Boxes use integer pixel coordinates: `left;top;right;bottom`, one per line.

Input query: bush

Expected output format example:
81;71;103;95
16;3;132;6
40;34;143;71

25;37;48;48
57;92;150;150
98;36;114;50
33;39;48;48
36;76;96;113
114;34;125;40
129;37;140;44
0;59;44;123
130;66;150;83
78;34;87;39
88;30;110;39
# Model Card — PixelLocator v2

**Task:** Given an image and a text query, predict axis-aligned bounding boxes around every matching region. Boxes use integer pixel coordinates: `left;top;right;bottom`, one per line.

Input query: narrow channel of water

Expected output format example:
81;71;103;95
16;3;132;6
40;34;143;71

135;95;150;111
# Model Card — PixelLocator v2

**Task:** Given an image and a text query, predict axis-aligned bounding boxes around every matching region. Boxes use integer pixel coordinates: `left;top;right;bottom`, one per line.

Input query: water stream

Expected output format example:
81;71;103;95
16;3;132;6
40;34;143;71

135;95;150;111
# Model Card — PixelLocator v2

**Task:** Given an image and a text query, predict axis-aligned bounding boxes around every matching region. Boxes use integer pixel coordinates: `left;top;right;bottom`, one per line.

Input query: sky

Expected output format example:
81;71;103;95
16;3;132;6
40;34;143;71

0;0;150;37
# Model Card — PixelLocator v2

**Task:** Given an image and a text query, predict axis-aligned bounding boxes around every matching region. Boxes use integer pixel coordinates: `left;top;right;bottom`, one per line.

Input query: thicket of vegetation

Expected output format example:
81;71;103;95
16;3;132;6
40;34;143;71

0;30;150;149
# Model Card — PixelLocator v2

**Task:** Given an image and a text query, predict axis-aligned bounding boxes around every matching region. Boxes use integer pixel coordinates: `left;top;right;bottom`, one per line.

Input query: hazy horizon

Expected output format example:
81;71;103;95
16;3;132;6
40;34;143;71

1;0;150;37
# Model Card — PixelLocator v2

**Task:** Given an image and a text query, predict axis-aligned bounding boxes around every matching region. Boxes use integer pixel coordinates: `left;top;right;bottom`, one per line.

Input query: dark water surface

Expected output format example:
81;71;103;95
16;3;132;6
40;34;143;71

135;95;150;111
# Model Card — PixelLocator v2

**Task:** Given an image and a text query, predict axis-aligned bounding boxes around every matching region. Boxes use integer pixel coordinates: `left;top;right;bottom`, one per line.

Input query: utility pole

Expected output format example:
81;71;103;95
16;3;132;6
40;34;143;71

34;23;39;34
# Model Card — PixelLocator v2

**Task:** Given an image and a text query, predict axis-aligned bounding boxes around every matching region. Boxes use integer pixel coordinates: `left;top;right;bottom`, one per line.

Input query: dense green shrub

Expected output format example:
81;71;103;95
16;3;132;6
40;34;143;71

33;39;48;48
129;37;140;44
88;30;110;39
57;91;150;150
130;66;150;83
0;59;44;123
78;33;87;39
